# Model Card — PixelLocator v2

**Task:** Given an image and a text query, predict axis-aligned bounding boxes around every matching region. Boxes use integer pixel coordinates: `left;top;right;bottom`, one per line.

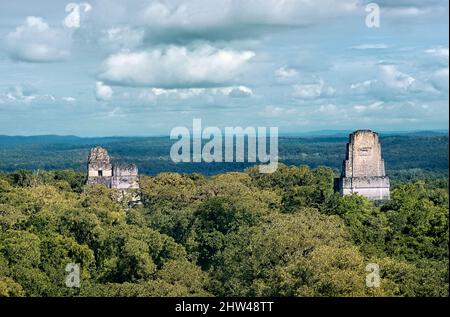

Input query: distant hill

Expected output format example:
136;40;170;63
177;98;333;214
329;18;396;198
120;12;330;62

383;130;449;137
0;132;448;180
0;135;135;145
1;130;448;143
280;129;449;138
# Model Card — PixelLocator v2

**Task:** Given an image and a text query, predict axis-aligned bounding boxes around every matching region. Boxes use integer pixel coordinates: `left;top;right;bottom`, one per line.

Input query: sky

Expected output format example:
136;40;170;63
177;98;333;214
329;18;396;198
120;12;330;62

0;0;448;136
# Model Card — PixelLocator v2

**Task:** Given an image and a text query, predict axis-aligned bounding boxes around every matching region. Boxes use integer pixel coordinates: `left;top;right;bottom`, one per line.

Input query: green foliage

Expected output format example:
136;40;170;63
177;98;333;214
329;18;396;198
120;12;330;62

326;194;389;256
382;182;449;261
247;164;335;212
0;276;24;297
0;166;447;297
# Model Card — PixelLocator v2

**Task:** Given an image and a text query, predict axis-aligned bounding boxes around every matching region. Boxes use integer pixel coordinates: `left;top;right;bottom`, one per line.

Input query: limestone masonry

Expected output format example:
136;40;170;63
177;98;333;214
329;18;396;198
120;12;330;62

86;146;140;193
339;130;390;200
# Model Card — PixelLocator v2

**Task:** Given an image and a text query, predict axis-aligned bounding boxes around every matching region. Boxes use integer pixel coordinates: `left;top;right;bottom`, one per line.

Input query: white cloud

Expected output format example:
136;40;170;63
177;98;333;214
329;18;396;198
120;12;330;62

351;44;390;50
379;65;416;90
5;16;70;62
139;85;253;102
95;81;113;101
430;68;449;92
99;26;144;50
350;80;377;91
353;101;384;113
383;7;432;17
87;0;359;42
138;0;359;28
100;44;255;88
348;64;443;101
316;104;340;114
0;85;59;105
63;2;92;28
259;105;300;118
227;86;253;98
62;96;77;103
425;47;449;60
292;79;335;99
275;67;299;79
140;88;206;101
2;85;36;103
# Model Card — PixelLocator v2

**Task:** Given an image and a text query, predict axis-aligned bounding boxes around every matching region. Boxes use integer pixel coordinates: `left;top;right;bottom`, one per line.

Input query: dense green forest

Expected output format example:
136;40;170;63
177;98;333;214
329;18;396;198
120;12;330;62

0;134;448;182
0;164;448;297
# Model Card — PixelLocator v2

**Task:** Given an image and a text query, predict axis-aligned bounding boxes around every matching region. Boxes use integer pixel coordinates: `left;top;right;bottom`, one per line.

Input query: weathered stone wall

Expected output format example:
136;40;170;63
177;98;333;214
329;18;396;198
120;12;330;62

86;176;112;187
86;147;141;205
87;146;113;183
339;130;390;200
341;186;390;201
343;130;385;178
340;176;390;200
111;164;139;190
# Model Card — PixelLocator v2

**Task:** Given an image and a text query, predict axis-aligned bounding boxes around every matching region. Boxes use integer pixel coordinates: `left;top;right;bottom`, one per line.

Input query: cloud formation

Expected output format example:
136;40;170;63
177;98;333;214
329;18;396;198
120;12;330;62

95;81;113;101
5;16;70;62
425;47;449;60
0;85;37;103
430;68;449;92
99;45;255;88
292;79;336;99
0;84;61;106
139;85;253;103
379;65;416;91
99;26;145;51
275;67;299;79
83;0;360;44
0;0;447;134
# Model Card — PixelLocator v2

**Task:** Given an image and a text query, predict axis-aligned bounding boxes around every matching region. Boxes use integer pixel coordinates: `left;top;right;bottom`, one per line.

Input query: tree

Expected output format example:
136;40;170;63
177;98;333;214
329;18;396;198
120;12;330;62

382;182;449;261
0;276;24;297
209;209;398;296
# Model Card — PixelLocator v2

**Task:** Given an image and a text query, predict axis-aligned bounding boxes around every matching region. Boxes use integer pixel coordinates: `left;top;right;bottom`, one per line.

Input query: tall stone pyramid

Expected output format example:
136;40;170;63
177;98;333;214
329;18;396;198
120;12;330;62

87;146;113;187
339;130;390;200
86;146;141;206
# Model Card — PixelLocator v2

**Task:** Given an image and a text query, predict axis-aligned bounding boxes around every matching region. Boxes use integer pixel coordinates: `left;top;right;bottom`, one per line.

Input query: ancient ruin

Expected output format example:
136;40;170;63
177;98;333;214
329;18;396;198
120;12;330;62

339;130;390;200
87;146;113;187
86;146;140;203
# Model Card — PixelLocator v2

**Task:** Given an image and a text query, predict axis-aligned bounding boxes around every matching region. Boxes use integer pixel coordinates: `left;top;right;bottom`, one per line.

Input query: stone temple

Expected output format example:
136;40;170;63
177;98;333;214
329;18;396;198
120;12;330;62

339;130;390;200
86;146;140;200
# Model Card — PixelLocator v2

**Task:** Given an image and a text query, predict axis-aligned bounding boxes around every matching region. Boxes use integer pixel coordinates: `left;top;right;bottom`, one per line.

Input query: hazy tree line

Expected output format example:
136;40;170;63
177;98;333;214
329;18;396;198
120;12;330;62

0;135;448;179
0;165;448;297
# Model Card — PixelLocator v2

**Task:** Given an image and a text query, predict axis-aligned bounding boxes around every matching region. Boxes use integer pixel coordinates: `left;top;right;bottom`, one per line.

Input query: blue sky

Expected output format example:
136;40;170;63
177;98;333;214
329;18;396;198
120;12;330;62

0;0;448;136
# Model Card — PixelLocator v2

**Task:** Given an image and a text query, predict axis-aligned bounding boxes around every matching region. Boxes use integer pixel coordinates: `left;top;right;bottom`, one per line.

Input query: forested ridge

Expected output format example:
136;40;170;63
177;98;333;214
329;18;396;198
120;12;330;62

0;134;448;179
0;164;448;297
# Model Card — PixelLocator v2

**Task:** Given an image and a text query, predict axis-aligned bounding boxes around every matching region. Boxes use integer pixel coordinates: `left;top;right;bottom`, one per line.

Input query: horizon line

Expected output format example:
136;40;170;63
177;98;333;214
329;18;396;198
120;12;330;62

0;128;448;139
